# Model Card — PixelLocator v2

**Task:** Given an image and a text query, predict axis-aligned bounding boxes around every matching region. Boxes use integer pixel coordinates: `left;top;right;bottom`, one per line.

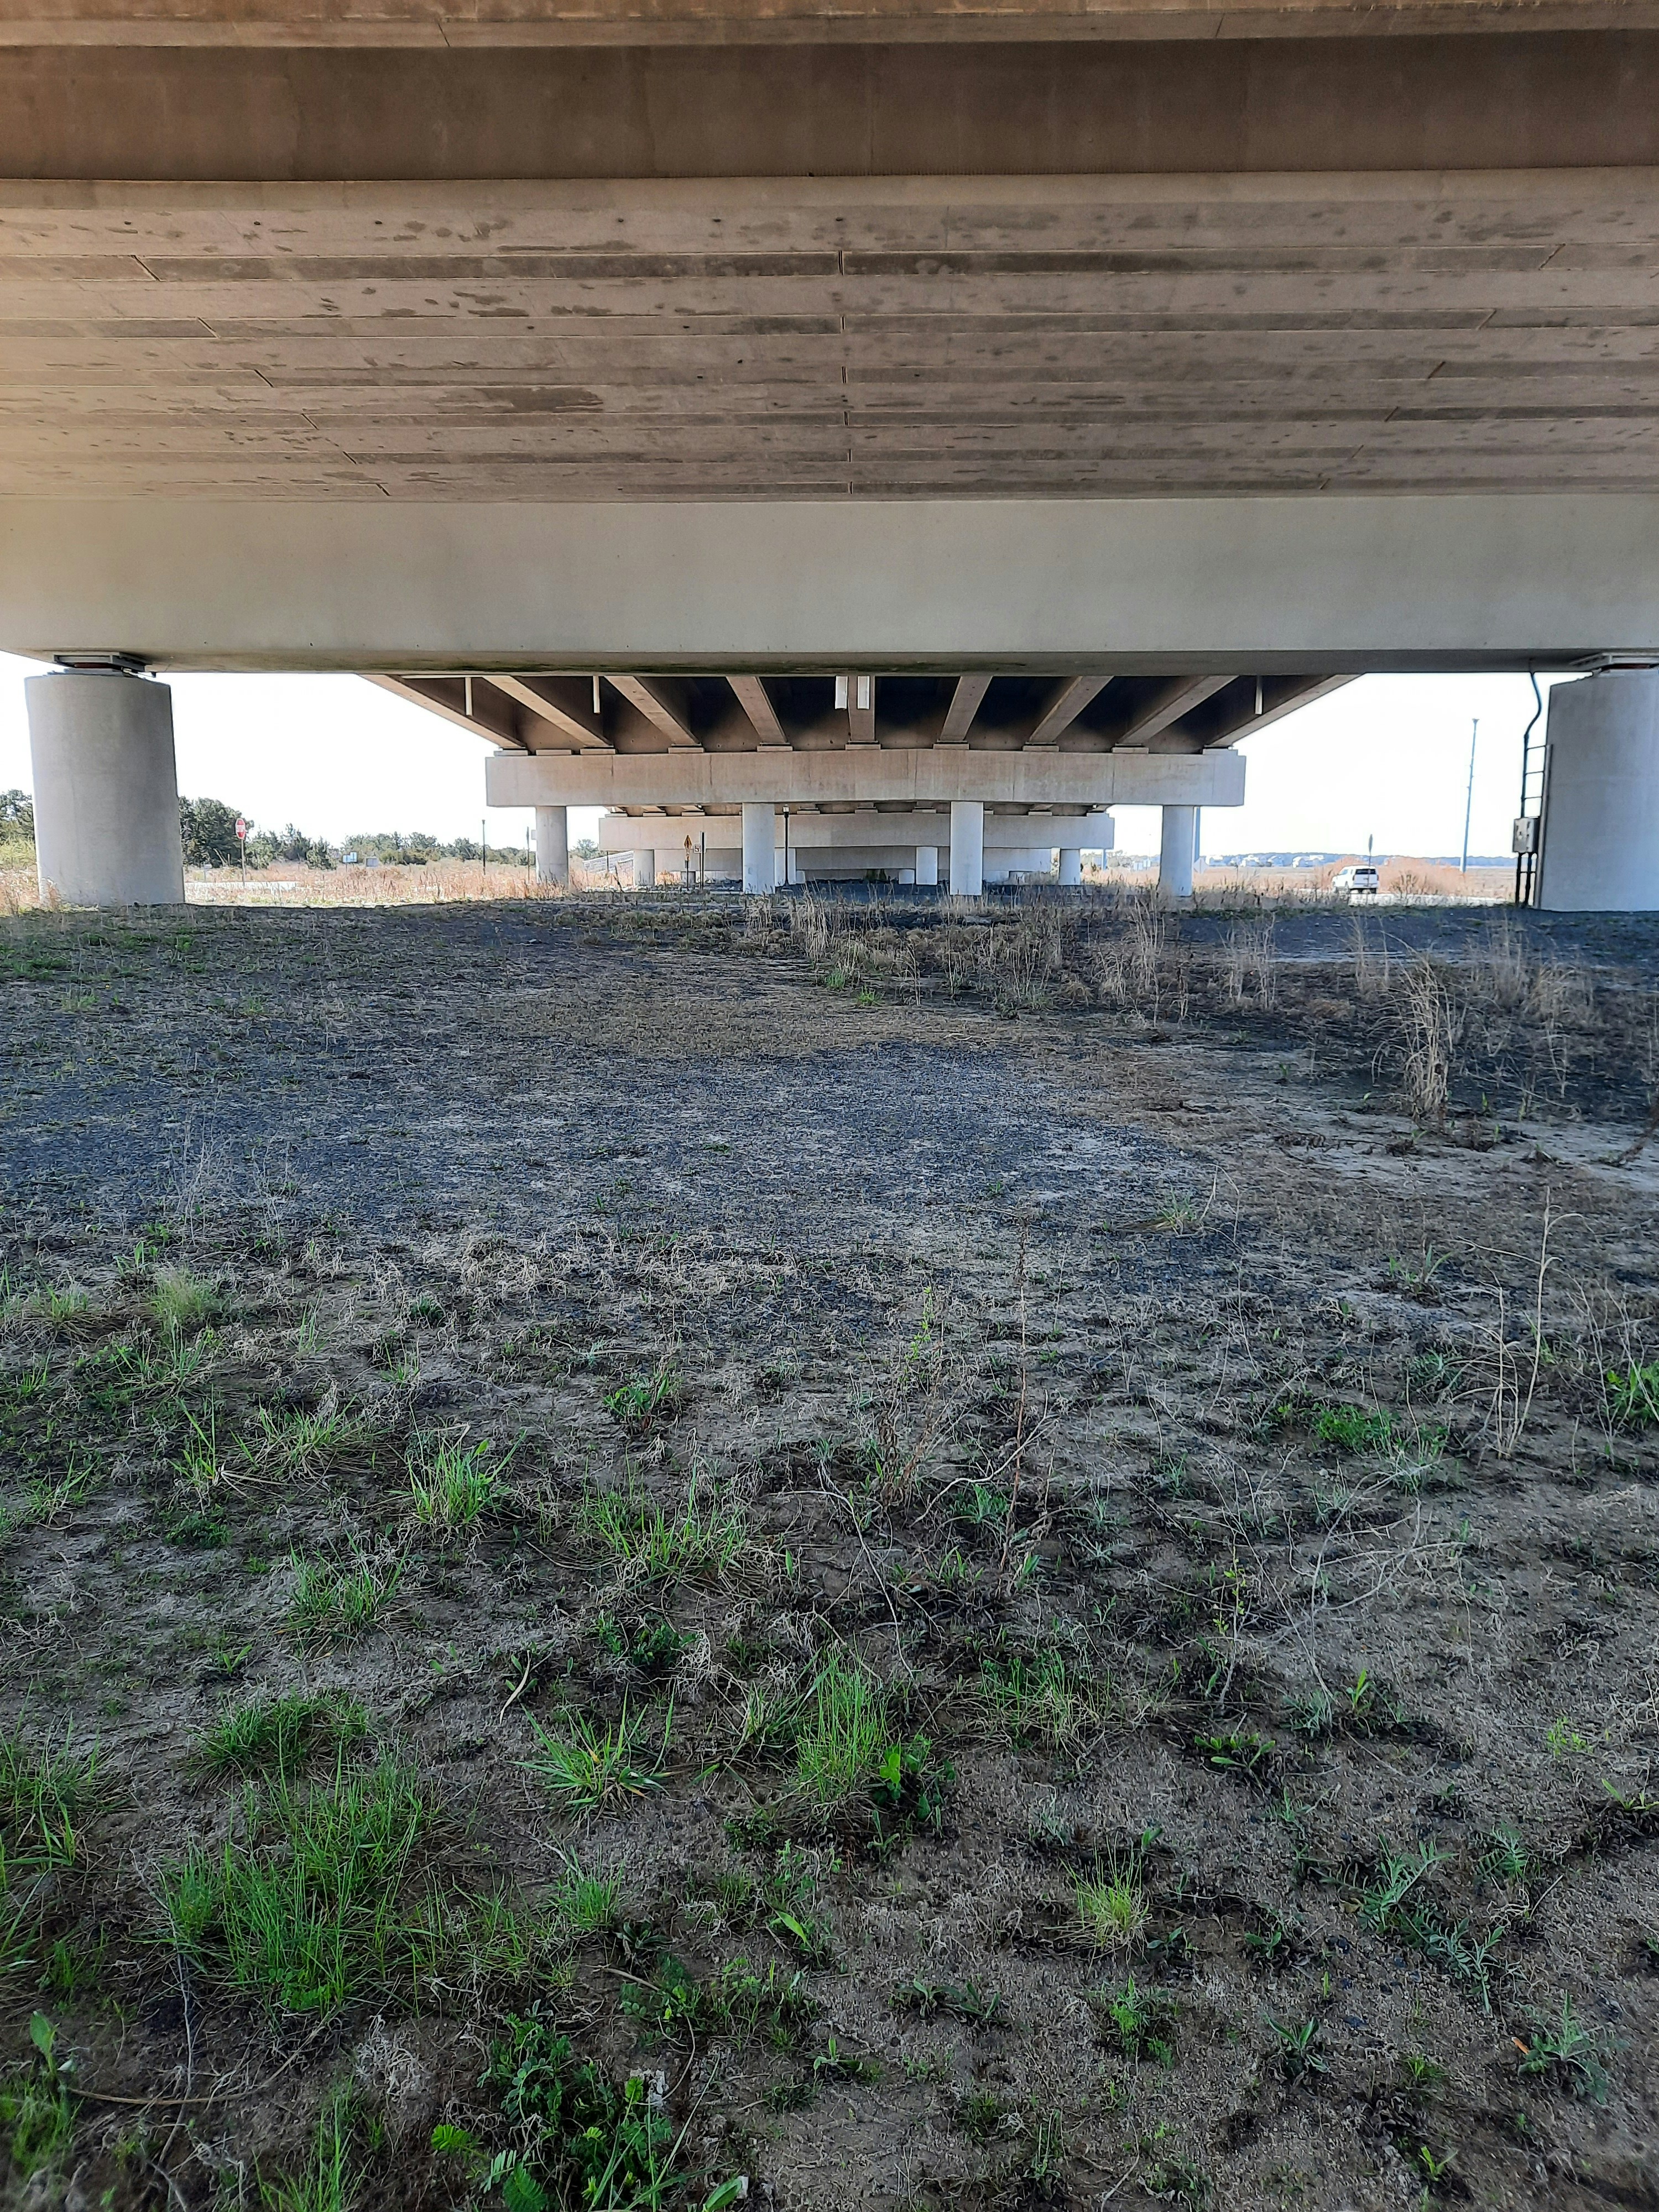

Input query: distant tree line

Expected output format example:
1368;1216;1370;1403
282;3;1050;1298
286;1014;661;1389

3;789;529;869
176;797;526;869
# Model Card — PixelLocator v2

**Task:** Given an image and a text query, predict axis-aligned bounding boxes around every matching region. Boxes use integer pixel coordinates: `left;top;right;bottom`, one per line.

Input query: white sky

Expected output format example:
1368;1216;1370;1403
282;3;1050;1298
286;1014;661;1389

0;655;1569;859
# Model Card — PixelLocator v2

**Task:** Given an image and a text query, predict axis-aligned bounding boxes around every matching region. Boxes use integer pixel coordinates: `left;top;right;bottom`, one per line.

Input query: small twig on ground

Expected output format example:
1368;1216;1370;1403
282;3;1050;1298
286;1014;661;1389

499;1648;535;1720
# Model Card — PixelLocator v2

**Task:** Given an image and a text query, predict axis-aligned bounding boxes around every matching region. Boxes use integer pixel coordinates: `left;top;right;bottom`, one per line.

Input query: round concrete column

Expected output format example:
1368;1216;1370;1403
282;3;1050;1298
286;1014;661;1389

1058;847;1083;885
950;801;984;897
1159;804;1197;901
534;804;569;887
633;847;657;890
741;802;776;893
1536;671;1659;911
27;670;185;907
914;844;939;888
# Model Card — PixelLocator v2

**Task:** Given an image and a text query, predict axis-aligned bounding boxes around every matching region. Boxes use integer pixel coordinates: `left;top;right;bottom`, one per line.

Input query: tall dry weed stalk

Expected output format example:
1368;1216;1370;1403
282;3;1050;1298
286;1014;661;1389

1473;917;1531;1010
1222;922;1276;1007
1086;892;1169;1015
1399;958;1455;1124
1479;1199;1555;1455
789;892;831;962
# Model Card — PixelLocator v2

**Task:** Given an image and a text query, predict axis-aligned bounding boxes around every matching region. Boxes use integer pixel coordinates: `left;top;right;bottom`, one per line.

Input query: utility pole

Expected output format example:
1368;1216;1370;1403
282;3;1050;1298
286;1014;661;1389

1460;718;1478;874
481;816;487;890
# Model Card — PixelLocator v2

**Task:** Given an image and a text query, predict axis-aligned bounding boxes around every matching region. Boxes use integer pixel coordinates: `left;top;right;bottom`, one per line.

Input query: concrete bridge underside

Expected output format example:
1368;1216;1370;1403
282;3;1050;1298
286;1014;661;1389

7;0;1659;906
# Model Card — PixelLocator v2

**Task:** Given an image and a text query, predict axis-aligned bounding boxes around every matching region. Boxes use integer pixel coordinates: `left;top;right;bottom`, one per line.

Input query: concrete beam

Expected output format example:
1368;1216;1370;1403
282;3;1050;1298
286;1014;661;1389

608;675;701;748
1029;675;1108;745
11;1;1642;49
1114;674;1233;749
1191;673;1355;747
6;34;1659;181
366;673;533;750
489;672;611;749
727;675;787;744
488;748;1239;806
940;675;992;744
8;497;1659;670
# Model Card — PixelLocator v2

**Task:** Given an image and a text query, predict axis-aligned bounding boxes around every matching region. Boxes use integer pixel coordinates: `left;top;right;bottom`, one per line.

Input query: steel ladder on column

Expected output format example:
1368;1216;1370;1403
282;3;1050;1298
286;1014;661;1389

1513;671;1546;907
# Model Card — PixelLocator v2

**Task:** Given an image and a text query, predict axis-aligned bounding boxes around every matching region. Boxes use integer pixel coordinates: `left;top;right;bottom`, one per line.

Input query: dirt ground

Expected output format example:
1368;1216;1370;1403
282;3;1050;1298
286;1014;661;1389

2;889;1657;2212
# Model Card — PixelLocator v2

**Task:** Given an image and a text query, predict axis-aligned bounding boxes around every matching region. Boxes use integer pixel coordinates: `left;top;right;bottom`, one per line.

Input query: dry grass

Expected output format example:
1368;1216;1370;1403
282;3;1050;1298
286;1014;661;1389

0;855;630;911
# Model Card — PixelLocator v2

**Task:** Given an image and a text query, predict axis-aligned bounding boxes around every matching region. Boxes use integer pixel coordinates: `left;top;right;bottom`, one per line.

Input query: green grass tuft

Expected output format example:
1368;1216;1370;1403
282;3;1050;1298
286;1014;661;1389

0;2015;75;2187
163;1754;539;2017
523;1701;671;1814
194;1693;369;1780
552;1857;622;1937
409;1431;512;1531
580;1477;744;1584
601;1366;685;1434
1606;1360;1659;1427
289;1552;401;1644
150;1267;220;1339
794;1652;890;1803
164;1755;432;2013
1074;1855;1149;1952
242;1403;359;1478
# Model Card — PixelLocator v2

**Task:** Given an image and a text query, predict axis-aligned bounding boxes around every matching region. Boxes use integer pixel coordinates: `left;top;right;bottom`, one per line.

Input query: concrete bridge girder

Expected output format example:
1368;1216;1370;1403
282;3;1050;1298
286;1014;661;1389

593;802;1120;889
485;745;1244;812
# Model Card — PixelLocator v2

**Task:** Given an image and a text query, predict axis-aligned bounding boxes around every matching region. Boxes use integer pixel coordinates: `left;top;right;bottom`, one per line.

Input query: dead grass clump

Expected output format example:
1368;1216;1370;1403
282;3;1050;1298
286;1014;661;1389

788;891;831;962
1087;895;1169;1014
0;864;45;916
1397;958;1456;1124
1222;921;1276;1008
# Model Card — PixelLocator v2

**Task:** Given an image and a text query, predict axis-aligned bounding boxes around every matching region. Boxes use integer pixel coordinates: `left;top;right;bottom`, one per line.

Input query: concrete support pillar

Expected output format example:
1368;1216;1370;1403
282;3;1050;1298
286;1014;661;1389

1159;805;1198;901
534;804;568;887
950;801;984;897
27;669;185;906
1057;847;1083;885
741;802;776;893
633;847;656;890
915;844;939;888
1536;671;1659;910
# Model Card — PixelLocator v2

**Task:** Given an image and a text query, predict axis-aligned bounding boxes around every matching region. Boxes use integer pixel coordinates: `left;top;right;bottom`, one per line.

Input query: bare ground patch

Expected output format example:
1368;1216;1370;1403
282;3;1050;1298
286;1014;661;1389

1;894;1657;2212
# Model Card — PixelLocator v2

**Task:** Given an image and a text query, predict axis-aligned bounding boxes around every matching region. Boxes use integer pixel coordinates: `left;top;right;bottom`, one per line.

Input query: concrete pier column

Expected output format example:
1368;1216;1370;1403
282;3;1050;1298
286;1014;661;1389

1536;671;1659;910
534;804;568;887
1159;805;1198;901
633;847;656;890
950;801;984;897
27;668;185;907
915;844;939;888
741;802;776;893
1057;847;1083;885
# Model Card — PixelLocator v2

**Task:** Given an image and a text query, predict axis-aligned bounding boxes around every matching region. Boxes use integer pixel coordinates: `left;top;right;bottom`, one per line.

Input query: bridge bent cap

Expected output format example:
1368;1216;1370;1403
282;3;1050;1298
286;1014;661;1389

7;0;1653;48
7;31;1659;178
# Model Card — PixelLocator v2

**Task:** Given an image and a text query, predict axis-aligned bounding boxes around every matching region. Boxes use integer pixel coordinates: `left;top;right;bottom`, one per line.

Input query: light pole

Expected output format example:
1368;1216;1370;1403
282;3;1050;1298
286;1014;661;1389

1460;718;1479;874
